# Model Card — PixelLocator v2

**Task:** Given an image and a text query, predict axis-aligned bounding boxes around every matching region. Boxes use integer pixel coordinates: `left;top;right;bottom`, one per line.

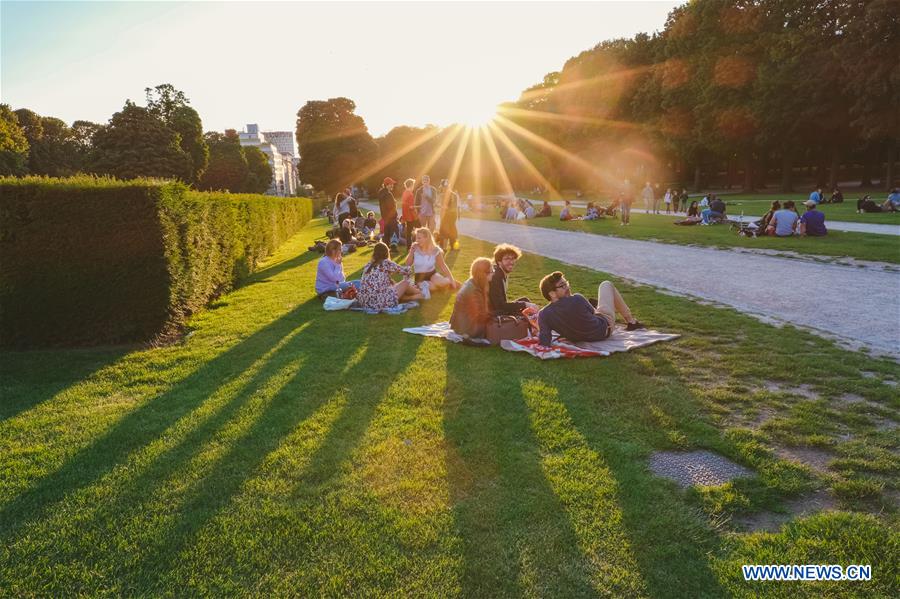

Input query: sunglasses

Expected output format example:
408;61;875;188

555;280;569;290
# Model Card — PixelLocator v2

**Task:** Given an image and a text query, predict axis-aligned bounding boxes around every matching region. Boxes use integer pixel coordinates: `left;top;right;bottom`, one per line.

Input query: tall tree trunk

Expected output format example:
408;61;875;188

781;151;794;192
828;145;840;190
742;148;755;192
757;150;769;190
860;146;874;187
693;163;702;192
885;139;896;191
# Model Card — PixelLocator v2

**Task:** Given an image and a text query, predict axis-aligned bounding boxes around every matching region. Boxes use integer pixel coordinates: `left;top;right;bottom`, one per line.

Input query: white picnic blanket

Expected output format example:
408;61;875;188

403;322;679;358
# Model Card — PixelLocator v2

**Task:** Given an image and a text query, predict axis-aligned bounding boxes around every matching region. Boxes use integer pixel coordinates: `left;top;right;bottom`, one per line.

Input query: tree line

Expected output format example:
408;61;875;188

294;0;898;195
0;84;273;194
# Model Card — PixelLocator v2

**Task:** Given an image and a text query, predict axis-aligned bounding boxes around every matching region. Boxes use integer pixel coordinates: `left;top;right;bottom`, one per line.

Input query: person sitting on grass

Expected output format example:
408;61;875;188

700;195;726;225
489;243;538;316
361;211;378;238
449;257;495;339
358;242;422;311
315;239;360;299
887;188;900;212
767;200;800;236
404;227;459;299
560;200;576;221
799;200;827;236
829;187;844;204
538;200;552;217
686;200;699;217
536;271;645;347
757;200;781;231
583;202;600;220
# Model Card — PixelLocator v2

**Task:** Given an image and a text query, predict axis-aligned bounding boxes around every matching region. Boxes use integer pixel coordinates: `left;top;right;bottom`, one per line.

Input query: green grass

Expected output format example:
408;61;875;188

520;190;900;225
470;208;900;265
1;220;898;597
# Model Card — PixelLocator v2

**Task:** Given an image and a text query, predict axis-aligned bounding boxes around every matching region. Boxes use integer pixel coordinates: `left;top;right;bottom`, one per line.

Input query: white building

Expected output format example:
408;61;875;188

238;124;299;196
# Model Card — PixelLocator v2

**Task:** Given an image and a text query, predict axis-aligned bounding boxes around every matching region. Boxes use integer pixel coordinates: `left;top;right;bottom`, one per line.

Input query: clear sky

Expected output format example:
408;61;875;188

1;1;680;137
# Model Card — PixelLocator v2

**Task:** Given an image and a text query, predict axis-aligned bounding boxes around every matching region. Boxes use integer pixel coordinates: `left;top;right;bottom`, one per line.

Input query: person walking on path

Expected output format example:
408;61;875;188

536;271;645;347
401;178;418;248
641;182;655;213
377;177;399;249
414;174;439;232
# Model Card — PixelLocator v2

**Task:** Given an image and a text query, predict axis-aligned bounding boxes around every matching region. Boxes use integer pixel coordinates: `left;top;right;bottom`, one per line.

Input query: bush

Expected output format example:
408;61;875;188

0;176;311;347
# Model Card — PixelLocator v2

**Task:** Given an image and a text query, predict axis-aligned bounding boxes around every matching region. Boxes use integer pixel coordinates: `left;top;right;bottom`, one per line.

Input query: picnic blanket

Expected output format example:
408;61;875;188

403;322;679;358
350;301;420;315
502;326;680;359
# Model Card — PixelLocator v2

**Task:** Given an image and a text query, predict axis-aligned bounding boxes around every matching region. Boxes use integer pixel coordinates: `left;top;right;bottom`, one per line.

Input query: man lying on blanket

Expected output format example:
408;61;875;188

536;271;646;348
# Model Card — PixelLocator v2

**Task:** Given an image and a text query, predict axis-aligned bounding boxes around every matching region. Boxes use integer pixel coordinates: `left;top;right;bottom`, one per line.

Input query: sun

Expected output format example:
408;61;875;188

457;104;498;129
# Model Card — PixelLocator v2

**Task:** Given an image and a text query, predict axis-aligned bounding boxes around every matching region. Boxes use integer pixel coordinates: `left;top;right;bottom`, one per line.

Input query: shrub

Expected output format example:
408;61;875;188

0;176;311;347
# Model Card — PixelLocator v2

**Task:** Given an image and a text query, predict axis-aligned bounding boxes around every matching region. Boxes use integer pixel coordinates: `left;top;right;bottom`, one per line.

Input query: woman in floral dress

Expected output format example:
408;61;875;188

358;242;422;310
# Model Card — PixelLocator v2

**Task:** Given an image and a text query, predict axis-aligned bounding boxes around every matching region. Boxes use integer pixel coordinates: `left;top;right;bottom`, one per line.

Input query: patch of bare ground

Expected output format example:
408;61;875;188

762;381;819;400
775;446;834;475
732;490;837;533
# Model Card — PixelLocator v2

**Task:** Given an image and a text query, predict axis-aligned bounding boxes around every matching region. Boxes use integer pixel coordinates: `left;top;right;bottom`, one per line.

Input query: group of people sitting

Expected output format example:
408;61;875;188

315;234;646;347
755;200;828;236
857;188;900;213
499;197;552;221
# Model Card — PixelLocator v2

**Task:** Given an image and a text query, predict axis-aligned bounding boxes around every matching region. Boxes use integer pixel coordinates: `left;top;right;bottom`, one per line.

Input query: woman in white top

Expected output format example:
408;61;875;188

663;188;673;214
404;228;459;299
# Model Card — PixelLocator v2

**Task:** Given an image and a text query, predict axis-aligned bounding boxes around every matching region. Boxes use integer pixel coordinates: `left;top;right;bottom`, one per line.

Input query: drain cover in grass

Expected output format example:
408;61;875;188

649;450;753;488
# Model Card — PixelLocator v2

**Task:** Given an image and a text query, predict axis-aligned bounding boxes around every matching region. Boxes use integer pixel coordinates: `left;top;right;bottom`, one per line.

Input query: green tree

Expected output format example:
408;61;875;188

199;130;249;192
88;101;193;181
243;145;273;193
0;104;29;175
146;84;209;183
295;98;377;194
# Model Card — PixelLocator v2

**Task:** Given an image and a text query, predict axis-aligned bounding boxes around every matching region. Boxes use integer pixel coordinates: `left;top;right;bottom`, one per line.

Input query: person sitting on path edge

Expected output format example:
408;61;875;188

449;257;494;339
537;272;645;347
489;244;538;316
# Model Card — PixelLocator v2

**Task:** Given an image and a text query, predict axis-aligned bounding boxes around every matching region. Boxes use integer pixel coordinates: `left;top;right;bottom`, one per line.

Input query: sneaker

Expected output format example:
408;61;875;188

452;240;460;250
420;281;431;300
625;320;646;331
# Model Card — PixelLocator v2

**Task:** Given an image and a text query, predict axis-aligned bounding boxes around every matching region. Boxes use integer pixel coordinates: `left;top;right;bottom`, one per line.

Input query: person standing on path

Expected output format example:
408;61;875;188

663;188;673;214
415;174;438;232
401;178;418;248
536;271;645;347
641;182;654;213
620;180;634;225
437;178;461;251
377;177;399;249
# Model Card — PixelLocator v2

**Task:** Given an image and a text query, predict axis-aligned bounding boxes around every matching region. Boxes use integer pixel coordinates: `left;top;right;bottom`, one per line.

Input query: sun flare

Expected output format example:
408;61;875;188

457;105;498;129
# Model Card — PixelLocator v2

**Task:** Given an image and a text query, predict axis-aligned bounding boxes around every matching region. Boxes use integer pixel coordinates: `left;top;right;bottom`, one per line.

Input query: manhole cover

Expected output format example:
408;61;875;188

649;450;753;488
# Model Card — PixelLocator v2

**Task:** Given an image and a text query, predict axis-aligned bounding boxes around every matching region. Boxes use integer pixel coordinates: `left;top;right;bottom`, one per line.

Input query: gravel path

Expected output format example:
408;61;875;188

459;217;900;355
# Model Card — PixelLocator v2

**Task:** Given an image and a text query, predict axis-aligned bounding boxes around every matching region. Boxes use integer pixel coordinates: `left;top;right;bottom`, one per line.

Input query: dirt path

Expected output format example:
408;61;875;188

459;217;900;356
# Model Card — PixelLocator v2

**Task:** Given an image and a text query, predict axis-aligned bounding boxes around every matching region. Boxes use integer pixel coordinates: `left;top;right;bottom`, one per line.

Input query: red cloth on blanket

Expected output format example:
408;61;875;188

504;337;604;359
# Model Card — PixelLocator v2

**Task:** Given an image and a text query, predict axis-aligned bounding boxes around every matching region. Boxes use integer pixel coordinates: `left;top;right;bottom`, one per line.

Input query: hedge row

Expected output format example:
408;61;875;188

0;176;312;348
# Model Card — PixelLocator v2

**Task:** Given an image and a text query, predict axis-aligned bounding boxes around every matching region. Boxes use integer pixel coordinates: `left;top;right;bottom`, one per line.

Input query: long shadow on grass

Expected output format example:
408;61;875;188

545;361;729;598
123;295;449;591
0;296;320;545
240;247;321;287
0;348;125;424
442;345;598;597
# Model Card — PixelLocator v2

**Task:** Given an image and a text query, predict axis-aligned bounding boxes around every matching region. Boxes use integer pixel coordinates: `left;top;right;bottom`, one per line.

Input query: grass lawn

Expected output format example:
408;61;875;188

468;209;900;265
520;190;900;225
1;220;898;597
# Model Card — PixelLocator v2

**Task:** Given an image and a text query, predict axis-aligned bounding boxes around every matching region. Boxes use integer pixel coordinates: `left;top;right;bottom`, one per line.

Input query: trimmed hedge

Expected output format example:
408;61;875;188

0;176;312;348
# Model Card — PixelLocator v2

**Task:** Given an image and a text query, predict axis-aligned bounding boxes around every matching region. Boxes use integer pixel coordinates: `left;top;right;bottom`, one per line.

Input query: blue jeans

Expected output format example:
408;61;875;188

338;280;360;292
701;209;722;224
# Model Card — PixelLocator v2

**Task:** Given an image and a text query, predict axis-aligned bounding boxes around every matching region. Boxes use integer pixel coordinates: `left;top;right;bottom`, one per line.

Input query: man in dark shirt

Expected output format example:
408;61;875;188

799;200;827;236
377;177;399;248
488;244;537;316
537;271;644;347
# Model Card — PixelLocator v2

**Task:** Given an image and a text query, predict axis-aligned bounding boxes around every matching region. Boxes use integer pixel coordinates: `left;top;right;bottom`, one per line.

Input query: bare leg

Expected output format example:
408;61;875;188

597;280;635;325
395;280;422;301
428;273;452;291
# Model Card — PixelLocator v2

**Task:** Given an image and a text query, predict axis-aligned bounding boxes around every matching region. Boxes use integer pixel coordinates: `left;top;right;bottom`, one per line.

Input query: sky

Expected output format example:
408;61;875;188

1;1;680;137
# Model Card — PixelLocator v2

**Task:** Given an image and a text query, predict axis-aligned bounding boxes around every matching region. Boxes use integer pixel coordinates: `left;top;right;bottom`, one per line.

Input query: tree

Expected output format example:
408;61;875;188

199;130;249;192
88;101;193;181
146;84;209;183
243;145;273;193
0;104;29;176
295;98;377;194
